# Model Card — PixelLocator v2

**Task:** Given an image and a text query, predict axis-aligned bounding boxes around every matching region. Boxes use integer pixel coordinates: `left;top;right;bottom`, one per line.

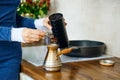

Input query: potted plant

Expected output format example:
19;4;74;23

17;0;51;18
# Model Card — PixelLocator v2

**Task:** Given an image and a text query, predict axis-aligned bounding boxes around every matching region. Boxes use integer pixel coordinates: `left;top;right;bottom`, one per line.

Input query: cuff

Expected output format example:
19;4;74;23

34;18;49;31
11;28;25;42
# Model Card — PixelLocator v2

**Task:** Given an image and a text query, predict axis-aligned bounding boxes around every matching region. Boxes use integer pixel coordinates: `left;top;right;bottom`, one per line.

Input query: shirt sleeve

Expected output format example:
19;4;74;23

34;18;49;31
0;26;12;41
16;14;50;30
16;14;36;29
0;26;24;42
11;28;25;42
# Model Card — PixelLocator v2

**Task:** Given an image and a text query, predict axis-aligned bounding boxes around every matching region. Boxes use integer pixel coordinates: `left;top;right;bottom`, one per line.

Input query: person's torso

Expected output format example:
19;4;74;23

0;0;20;27
0;0;22;60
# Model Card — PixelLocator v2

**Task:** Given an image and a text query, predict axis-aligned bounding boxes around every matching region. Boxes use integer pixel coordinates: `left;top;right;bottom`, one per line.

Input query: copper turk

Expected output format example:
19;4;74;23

43;44;72;71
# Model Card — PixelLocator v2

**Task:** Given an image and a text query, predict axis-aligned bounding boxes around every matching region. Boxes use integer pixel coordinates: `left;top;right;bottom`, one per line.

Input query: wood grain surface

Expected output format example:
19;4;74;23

21;57;120;80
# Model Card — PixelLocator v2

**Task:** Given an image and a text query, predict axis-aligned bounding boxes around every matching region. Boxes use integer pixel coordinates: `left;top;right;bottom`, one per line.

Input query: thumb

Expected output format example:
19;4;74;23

43;17;52;30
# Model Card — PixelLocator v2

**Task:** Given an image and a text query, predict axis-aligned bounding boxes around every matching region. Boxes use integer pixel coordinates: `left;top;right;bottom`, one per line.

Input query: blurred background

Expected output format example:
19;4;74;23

20;0;120;79
21;0;120;62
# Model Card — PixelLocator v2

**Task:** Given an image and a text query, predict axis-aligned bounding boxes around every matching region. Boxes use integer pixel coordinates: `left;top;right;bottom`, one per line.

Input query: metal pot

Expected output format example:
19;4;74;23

65;40;106;57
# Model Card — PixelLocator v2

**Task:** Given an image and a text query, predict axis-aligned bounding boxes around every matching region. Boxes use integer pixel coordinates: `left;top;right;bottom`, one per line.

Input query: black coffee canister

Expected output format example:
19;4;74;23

49;13;69;48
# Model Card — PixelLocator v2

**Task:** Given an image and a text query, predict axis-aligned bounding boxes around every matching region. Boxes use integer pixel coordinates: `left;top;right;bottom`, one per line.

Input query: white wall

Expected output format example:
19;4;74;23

52;0;120;57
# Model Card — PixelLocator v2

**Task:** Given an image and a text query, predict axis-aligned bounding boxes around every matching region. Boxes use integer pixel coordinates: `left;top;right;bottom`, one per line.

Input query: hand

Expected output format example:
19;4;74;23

43;17;52;29
43;17;67;29
63;19;67;27
22;28;45;43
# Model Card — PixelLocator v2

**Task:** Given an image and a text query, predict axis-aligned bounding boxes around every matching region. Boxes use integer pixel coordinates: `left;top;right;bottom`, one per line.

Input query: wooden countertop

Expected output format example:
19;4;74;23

21;57;120;80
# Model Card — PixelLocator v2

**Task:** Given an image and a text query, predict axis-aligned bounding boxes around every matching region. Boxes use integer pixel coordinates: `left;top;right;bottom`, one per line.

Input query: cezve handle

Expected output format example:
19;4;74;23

57;48;73;56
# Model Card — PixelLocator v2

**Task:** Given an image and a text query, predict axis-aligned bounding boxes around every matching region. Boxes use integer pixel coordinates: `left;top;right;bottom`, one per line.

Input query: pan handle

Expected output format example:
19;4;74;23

71;46;80;50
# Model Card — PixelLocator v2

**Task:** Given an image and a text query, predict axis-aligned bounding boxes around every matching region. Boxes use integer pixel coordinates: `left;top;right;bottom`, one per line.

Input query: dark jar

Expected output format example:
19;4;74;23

49;13;69;48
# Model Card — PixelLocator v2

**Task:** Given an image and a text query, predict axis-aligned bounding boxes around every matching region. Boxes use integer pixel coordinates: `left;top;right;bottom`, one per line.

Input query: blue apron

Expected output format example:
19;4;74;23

0;0;35;80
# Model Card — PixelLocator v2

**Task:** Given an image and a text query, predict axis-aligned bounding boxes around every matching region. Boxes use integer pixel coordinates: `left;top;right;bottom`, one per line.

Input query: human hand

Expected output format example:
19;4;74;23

43;17;52;30
43;17;67;29
22;28;45;43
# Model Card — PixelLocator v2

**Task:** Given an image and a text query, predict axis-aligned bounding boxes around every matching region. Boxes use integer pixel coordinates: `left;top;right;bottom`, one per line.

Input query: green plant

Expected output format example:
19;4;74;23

17;0;51;18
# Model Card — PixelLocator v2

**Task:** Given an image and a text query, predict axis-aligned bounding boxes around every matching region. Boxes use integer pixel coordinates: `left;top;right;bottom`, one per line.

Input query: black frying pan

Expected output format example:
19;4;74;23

65;40;106;57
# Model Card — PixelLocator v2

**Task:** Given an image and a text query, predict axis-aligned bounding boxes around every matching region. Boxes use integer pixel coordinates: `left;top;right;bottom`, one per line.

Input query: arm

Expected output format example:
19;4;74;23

0;15;50;42
13;14;51;43
16;14;36;29
0;26;45;43
0;26;24;42
0;14;36;42
16;14;51;30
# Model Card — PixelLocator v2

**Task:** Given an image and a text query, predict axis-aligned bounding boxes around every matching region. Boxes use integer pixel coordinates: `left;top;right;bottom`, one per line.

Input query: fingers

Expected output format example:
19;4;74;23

63;18;67;26
43;17;52;30
43;17;67;29
30;29;45;36
22;28;46;43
